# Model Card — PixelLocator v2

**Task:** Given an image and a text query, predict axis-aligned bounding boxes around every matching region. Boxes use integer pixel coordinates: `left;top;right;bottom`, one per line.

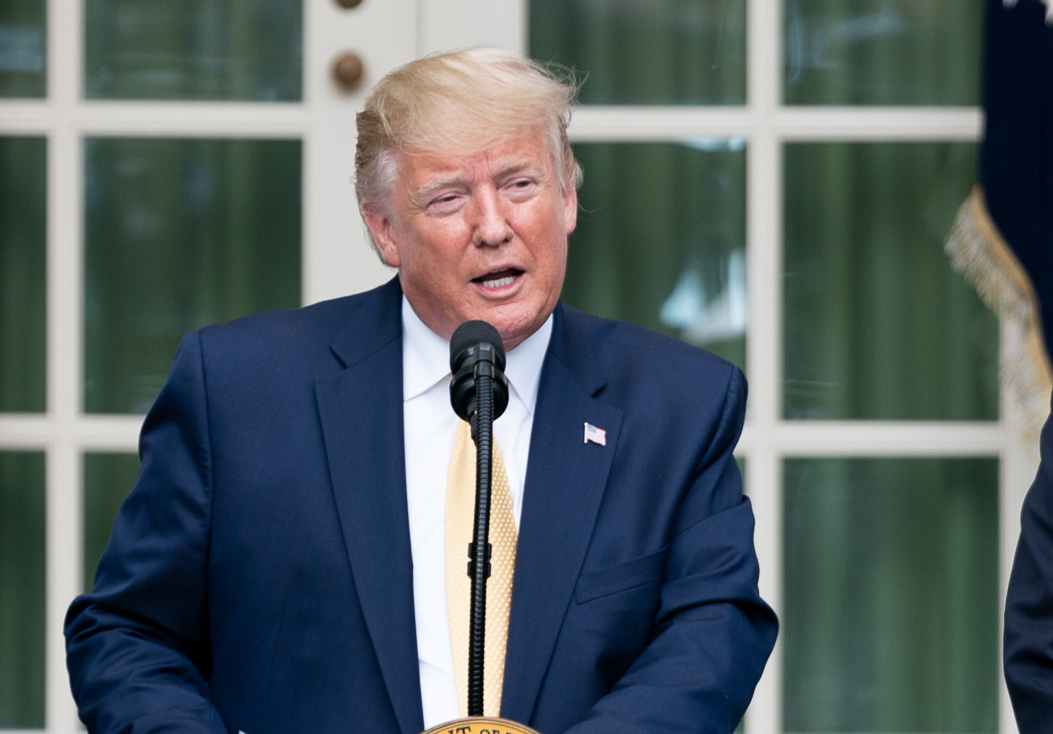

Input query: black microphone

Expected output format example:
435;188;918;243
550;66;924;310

450;320;509;426
448;320;509;717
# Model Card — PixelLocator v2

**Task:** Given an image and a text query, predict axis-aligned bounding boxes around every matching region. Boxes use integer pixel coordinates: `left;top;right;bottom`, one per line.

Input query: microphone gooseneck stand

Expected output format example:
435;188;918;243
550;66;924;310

449;321;509;718
467;354;496;717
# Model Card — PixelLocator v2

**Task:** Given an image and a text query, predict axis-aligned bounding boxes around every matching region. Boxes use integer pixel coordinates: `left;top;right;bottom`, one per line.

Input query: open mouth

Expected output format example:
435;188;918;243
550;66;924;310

474;268;522;289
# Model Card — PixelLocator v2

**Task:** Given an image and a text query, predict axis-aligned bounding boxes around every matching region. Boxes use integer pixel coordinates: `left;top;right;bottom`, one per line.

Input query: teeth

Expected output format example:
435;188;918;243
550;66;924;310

481;274;516;289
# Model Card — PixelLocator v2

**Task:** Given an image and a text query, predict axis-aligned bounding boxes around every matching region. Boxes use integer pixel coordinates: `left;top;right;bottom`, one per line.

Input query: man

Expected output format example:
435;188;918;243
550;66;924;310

66;47;777;734
1005;398;1053;733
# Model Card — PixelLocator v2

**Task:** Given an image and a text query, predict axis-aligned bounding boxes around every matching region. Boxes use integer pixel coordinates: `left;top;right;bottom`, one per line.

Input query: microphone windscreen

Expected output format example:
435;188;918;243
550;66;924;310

450;320;505;372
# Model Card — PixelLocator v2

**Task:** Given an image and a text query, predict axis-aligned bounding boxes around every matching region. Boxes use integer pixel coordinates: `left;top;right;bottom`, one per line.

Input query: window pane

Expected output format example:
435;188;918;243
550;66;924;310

529;0;746;105
84;137;302;414
84;0;302;101
0;136;46;413
783;142;997;421
0;451;45;728
784;0;981;106
83;452;139;591
565;141;747;368
783;457;999;732
0;0;45;97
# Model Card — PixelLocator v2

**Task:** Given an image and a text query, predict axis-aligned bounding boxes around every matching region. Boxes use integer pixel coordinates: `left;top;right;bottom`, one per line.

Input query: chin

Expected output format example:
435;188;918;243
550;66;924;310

495;321;538;351
472;303;550;349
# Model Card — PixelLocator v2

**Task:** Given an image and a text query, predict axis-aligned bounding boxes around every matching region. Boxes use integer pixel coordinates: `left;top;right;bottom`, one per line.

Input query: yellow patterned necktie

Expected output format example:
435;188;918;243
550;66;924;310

445;419;517;718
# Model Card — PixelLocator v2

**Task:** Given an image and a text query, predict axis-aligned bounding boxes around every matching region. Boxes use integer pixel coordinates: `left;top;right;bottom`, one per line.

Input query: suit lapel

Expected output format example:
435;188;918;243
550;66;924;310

315;279;424;734
502;307;623;724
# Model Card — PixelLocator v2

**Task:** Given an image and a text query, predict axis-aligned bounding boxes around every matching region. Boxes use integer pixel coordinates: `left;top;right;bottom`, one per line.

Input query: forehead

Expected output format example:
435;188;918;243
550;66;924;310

397;133;552;189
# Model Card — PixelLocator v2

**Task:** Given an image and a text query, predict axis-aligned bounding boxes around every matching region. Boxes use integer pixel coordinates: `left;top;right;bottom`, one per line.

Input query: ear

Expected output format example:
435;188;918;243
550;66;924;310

361;204;401;268
562;186;578;235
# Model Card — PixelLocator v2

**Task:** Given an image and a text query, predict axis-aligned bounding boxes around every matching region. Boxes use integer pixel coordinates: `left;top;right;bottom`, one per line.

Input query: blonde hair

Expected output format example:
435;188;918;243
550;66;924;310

354;47;582;218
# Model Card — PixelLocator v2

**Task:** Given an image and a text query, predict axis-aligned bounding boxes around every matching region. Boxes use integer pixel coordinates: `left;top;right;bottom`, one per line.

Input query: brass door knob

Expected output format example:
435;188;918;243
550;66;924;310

334;0;363;7
332;52;364;91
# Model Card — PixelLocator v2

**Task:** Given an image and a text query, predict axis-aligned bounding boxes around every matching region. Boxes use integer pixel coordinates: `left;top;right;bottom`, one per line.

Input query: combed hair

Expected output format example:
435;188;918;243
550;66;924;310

354;47;583;217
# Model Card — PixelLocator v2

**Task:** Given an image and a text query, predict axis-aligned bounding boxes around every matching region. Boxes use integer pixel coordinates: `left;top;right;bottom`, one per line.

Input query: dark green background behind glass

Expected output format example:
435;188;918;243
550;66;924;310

0;137;46;413
83;0;302;101
783;142;998;421
0;453;45;729
566;142;747;369
0;0;46;97
83;137;302;414
784;458;999;732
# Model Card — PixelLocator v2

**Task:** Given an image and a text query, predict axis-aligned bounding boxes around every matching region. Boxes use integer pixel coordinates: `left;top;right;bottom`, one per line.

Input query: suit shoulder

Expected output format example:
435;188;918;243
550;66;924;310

185;283;396;383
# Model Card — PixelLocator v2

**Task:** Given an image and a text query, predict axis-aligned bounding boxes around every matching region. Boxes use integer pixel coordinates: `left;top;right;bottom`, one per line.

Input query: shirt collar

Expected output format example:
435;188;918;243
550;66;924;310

401;296;553;414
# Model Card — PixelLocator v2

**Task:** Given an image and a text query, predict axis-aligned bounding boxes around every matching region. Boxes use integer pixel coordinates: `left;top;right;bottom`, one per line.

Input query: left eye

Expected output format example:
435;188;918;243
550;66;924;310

427;194;463;214
507;179;534;193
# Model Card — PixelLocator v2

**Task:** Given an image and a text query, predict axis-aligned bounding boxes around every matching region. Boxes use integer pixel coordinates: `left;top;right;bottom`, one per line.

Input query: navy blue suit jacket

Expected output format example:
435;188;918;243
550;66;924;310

65;278;777;734
1005;400;1053;733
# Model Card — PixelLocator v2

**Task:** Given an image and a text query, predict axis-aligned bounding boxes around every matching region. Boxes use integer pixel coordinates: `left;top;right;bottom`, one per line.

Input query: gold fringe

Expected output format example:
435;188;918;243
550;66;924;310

945;186;1053;453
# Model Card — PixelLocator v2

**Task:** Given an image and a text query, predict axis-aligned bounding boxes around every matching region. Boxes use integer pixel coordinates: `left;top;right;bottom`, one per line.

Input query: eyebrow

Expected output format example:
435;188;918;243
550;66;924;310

492;158;547;186
415;175;470;203
414;157;543;202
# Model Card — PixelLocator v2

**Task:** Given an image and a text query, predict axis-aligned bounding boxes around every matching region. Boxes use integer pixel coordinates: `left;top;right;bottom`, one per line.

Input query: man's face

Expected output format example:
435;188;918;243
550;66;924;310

363;132;577;351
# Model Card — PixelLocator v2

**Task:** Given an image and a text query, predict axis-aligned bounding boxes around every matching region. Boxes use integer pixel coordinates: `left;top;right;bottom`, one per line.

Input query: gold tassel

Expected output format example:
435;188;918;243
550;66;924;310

945;186;1053;453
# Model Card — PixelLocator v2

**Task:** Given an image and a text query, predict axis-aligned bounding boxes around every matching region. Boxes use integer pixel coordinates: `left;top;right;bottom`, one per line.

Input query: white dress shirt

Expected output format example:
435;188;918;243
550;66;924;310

401;296;552;728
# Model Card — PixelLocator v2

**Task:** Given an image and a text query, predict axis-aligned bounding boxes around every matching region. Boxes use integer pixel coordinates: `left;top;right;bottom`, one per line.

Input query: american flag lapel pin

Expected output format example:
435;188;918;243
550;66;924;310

584;422;607;446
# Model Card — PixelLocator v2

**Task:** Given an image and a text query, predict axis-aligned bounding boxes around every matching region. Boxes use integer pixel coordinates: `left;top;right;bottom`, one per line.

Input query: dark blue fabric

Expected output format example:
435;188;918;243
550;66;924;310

1006;397;1053;733
65;278;777;734
994;4;1053;730
981;0;1053;358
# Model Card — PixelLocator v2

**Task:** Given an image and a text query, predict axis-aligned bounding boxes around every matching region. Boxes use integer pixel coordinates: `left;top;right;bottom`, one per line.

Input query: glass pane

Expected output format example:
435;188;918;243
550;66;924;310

0;136;46;413
783;457;999;732
784;0;981;106
783;142;997;421
565;141;747;368
0;0;46;97
83;452;139;591
84;0;302;101
0;451;45;728
84;137;302;414
529;0;746;105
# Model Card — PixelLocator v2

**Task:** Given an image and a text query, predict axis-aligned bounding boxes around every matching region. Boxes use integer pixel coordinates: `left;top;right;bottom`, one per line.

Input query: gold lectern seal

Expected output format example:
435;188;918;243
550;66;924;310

422;716;541;734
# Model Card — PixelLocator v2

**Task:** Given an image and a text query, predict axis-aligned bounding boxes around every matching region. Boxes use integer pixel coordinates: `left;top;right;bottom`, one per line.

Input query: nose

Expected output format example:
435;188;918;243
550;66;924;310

471;185;513;247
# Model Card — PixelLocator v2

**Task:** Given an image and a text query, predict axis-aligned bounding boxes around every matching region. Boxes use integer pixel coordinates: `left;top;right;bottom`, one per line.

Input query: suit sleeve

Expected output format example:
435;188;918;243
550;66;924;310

65;332;227;734
1004;402;1053;732
564;366;778;734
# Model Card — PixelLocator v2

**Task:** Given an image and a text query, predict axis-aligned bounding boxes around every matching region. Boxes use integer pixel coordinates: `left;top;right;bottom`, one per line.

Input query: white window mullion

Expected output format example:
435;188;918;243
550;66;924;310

569;106;980;142
777;107;982;141
0;101;51;134
74;102;309;137
738;424;783;734
741;127;783;734
771;422;1005;456
743;0;784;729
46;0;85;731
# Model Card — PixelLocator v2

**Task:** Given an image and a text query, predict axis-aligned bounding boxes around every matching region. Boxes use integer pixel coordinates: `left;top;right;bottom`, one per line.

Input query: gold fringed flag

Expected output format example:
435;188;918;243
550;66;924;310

946;0;1053;449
